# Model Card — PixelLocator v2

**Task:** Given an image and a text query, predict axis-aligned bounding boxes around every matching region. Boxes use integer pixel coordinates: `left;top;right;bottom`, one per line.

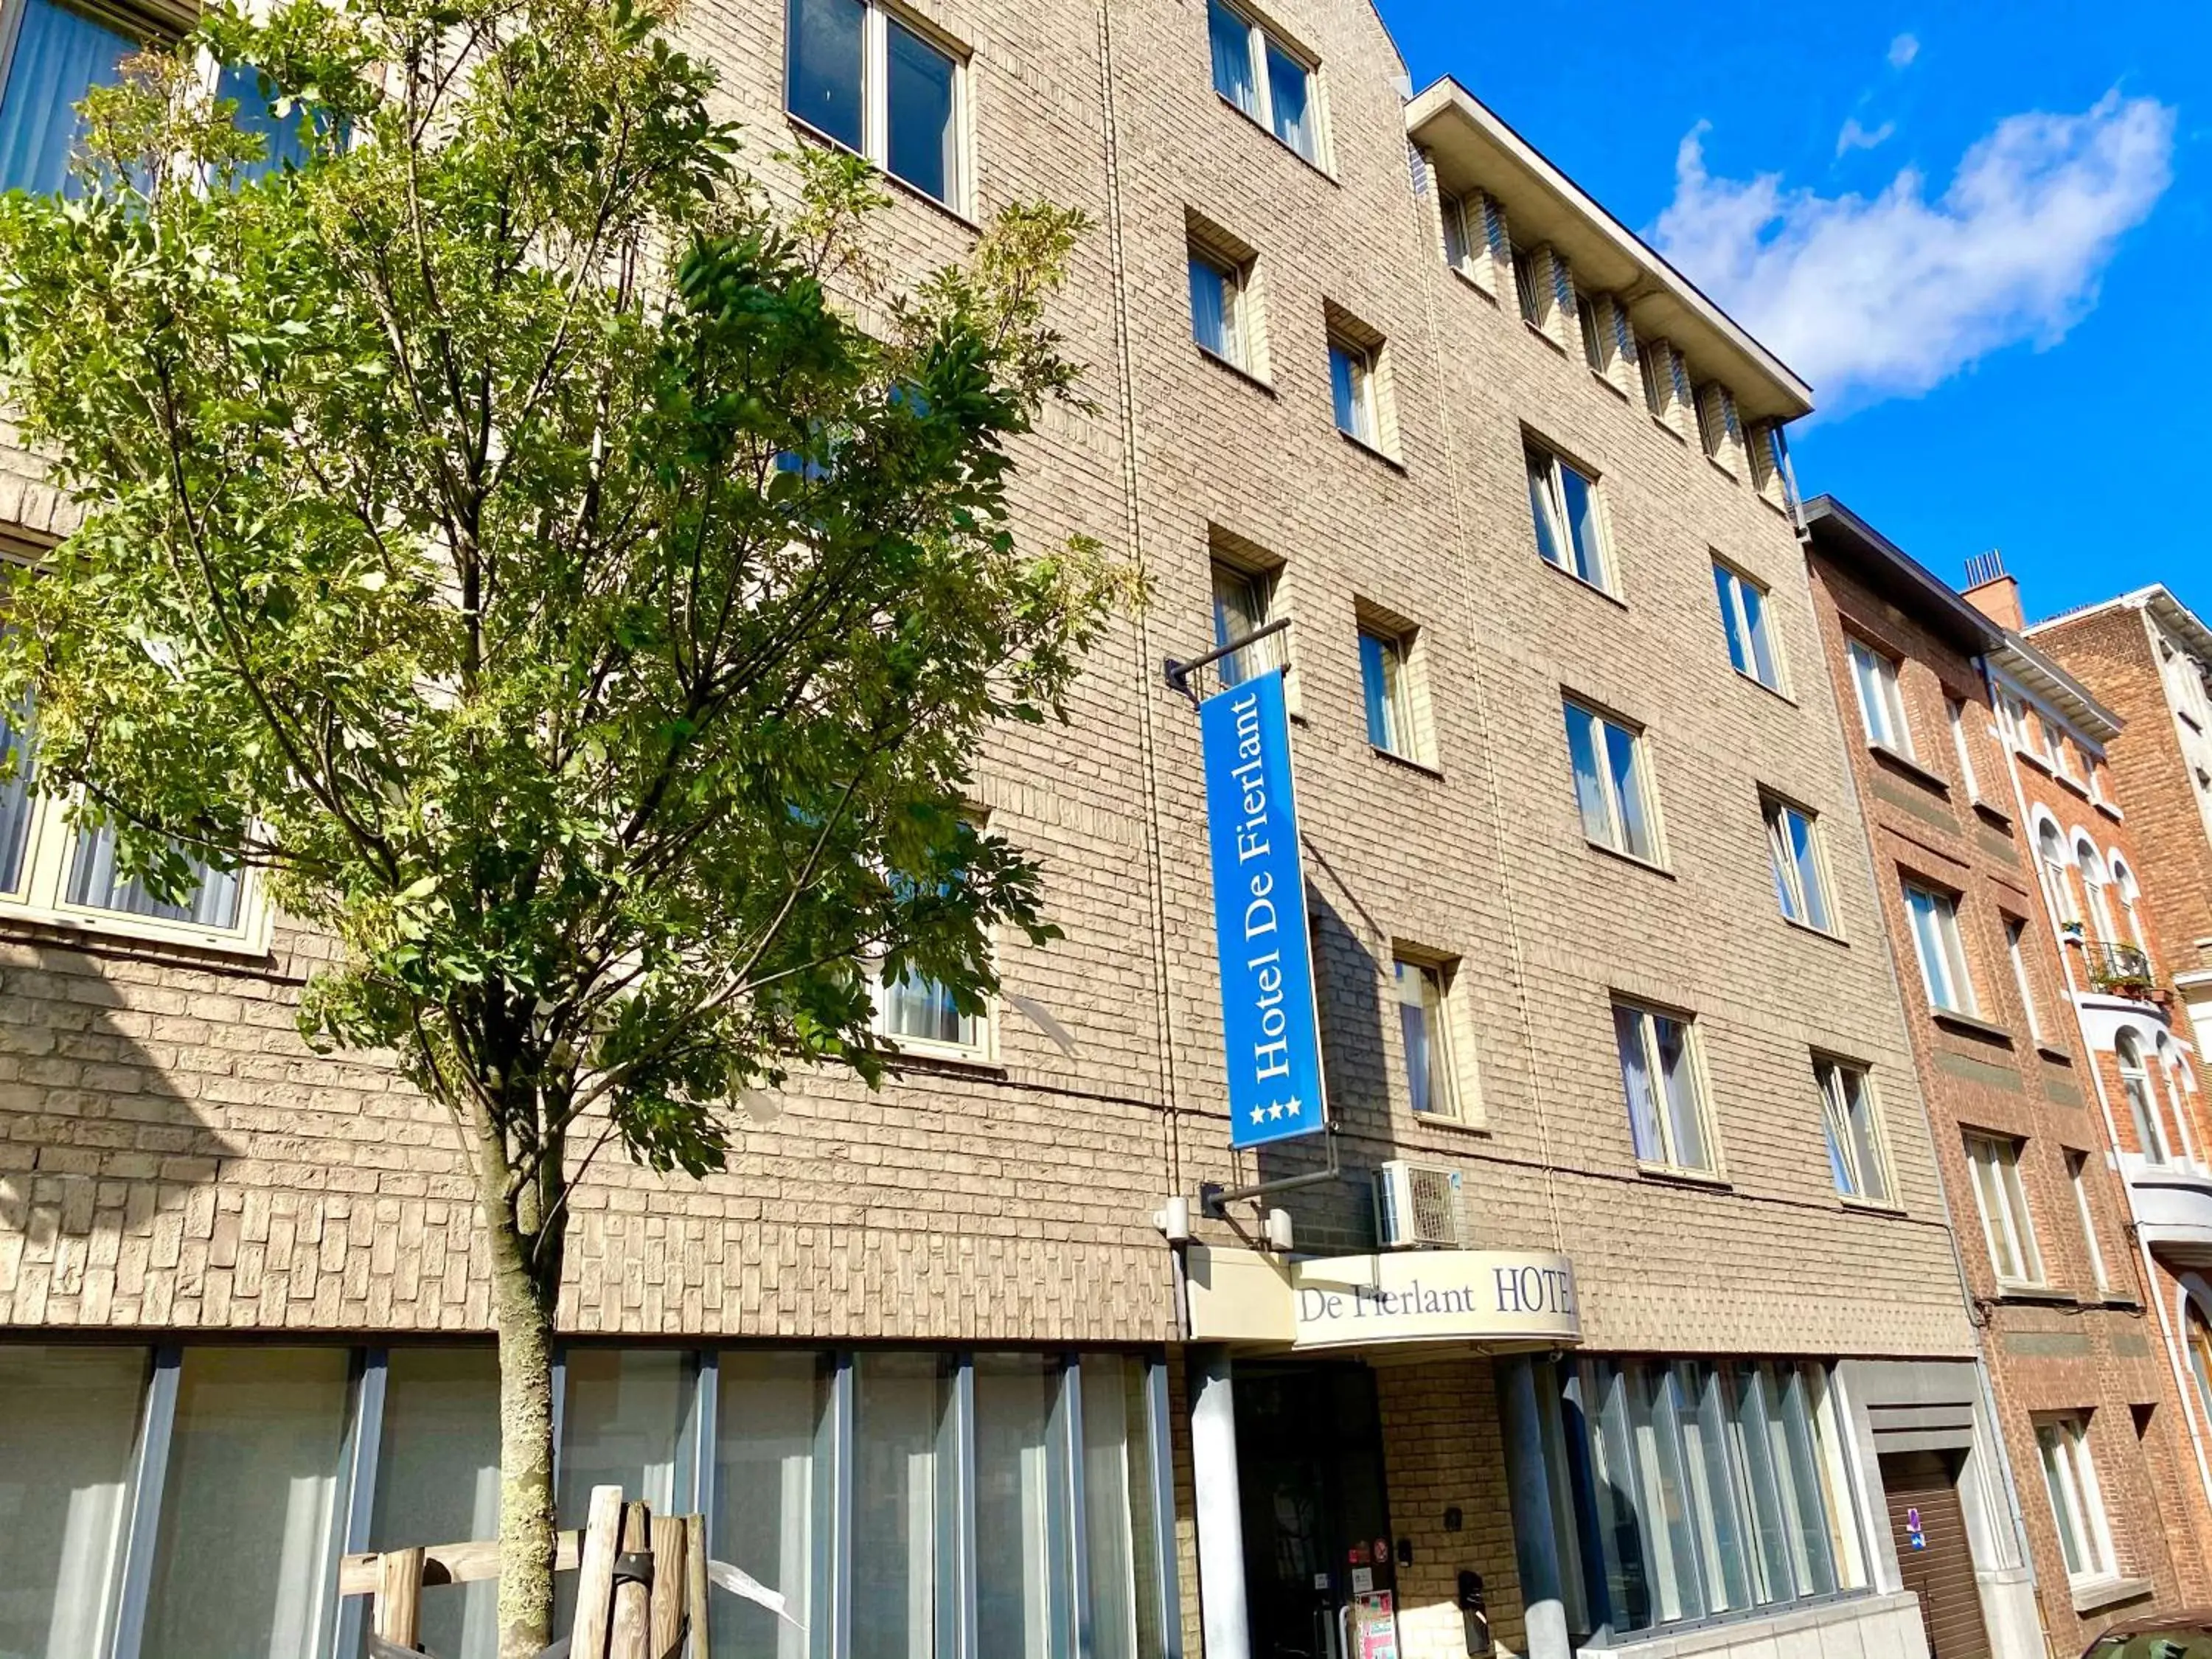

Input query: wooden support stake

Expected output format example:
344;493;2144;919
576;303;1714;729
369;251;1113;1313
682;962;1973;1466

375;1546;425;1651
649;1515;686;1658
610;1500;654;1659
571;1485;627;1659
685;1516;711;1659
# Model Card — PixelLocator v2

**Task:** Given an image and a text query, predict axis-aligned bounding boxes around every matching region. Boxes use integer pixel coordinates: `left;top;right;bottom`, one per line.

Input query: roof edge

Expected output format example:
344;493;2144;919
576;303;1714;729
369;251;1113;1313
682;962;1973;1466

1800;495;2006;656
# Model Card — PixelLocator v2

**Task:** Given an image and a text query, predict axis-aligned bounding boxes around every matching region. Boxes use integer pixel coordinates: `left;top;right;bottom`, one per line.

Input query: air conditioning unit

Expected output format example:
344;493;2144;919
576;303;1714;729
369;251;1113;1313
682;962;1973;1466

1374;1160;1466;1250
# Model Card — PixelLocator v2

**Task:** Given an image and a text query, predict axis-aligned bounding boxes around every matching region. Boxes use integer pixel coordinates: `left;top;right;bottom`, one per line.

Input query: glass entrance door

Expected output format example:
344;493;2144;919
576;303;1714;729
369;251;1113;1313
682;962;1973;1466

1234;1363;1394;1659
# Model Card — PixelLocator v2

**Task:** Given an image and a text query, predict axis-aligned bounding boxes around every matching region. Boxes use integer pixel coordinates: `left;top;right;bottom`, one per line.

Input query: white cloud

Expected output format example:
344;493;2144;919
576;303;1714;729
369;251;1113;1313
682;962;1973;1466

1836;117;1896;156
1888;32;1920;69
1652;91;2174;412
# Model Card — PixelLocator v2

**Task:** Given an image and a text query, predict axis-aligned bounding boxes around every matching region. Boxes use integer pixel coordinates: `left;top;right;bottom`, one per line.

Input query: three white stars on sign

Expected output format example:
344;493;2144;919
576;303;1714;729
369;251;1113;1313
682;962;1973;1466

1248;1096;1304;1126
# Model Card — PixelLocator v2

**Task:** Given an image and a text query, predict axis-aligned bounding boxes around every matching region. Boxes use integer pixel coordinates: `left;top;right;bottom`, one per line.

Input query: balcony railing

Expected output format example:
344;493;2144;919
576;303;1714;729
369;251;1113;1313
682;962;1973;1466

2084;939;2159;999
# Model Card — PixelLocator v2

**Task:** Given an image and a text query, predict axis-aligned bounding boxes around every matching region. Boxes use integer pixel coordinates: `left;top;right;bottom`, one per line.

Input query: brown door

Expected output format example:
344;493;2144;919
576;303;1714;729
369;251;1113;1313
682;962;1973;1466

1881;1450;1992;1659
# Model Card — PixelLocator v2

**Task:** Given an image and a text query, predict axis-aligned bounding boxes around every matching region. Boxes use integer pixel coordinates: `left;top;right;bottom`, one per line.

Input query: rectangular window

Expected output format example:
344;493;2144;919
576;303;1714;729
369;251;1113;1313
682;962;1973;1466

2006;917;2044;1042
1714;561;1779;689
852;1351;956;1658
1079;1355;1165;1659
1905;883;1978;1016
0;1344;145;1659
785;0;964;208
1565;700;1658;863
1527;445;1610;591
1210;560;1276;687
1511;243;1542;327
2036;1417;2118;1583
874;965;984;1053
1329;337;1375;445
1613;1000;1713;1172
2066;1151;2112;1295
1576;290;1607;373
1358;625;1413;758
1188;247;1246;367
1764;798;1833;933
557;1348;686;1525
372;1349;503;1659
1206;0;1321;164
1559;1356;1863;1635
1816;1058;1889;1204
1947;696;1980;797
1440;190;1481;277
1846;639;1912;755
1965;1132;2045;1287
1639;338;1669;420
973;1354;1075;1656
143;1347;351;1659
1395;956;1458;1119
0;0;139;196
713;1351;830;1658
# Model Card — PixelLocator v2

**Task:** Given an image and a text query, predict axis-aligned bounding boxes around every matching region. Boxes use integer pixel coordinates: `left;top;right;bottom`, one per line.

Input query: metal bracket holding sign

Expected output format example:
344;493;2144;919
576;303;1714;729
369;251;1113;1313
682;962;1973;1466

1165;616;1291;706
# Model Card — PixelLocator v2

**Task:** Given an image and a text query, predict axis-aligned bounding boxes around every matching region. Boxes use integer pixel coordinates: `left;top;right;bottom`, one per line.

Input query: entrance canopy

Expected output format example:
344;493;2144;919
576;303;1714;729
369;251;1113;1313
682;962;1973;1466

1186;1245;1581;1355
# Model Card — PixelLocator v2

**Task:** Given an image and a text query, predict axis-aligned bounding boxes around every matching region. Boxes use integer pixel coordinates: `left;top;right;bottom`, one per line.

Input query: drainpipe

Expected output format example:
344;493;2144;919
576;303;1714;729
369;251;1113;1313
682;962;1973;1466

1986;657;2212;1517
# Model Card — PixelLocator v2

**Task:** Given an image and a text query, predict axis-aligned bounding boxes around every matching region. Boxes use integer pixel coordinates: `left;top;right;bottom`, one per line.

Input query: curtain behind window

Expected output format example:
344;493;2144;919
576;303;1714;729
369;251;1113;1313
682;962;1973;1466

0;0;133;195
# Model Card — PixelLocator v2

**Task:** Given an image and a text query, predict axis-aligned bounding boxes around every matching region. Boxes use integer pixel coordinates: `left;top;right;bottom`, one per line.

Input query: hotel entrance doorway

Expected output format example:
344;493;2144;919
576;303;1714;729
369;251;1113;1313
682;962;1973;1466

1236;1360;1396;1659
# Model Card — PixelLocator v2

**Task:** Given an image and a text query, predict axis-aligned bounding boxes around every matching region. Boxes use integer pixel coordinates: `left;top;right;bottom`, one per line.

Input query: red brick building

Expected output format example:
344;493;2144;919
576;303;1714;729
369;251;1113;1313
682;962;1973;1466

1805;498;2212;1655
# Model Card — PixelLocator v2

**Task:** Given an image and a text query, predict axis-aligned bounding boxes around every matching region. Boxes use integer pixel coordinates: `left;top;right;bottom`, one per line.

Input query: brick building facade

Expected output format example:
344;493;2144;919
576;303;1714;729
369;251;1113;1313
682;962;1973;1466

0;1;2194;1658
1806;499;2211;1658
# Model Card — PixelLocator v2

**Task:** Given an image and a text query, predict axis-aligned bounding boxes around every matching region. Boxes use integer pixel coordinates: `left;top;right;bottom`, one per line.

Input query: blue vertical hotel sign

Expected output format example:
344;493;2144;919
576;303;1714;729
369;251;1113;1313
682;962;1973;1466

1199;668;1329;1149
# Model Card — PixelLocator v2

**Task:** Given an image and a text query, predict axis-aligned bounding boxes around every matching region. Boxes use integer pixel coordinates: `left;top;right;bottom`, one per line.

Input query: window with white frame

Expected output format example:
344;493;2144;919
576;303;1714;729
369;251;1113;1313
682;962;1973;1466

1574;289;1610;375
1186;246;1247;366
2035;1417;2119;1585
2158;1034;2197;1163
2075;838;2118;939
2118;1029;2168;1164
1210;559;1279;688
1904;882;1978;1016
786;0;964;209
872;962;985;1054
1764;797;1834;933
1205;0;1321;164
1439;189;1489;282
1358;622;1416;759
1527;445;1610;591
2041;713;2072;777
1565;699;1659;863
1846;639;1912;755
1946;696;1980;797
1816;1057;1890;1205
1327;330;1380;448
2110;857;2146;951
1548;1355;1866;1638
1394;955;1462;1119
2005;916;2045;1043
1612;999;1714;1172
2037;818;2079;926
2065;1150;2111;1294
1714;560;1780;689
0;696;260;947
1964;1131;2044;1287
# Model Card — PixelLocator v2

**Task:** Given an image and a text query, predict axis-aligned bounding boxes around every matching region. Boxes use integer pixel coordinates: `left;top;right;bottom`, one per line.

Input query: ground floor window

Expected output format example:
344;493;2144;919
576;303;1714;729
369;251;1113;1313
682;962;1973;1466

1549;1355;1867;1640
0;1340;1175;1659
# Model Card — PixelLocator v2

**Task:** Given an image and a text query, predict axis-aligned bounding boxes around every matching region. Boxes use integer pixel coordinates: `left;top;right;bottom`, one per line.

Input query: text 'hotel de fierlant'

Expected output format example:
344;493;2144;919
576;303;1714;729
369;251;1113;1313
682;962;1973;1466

4;0;2212;1657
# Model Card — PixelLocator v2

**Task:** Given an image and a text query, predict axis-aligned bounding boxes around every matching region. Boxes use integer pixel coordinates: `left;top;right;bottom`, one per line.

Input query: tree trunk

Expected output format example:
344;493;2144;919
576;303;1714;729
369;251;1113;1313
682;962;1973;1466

488;1200;560;1659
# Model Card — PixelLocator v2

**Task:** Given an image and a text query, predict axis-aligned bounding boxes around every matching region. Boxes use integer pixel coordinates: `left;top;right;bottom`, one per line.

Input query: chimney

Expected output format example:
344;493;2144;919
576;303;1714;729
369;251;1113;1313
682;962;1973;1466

1961;550;2023;632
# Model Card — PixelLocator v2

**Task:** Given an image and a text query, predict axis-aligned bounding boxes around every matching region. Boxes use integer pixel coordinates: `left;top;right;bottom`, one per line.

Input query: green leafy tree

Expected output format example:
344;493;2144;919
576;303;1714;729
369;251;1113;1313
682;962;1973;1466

0;0;1128;1646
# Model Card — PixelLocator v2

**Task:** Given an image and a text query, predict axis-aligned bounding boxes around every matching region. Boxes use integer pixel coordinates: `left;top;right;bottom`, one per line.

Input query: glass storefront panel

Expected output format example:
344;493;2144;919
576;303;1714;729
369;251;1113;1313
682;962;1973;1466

712;1351;827;1659
0;1344;145;1659
973;1354;1068;1658
1079;1356;1162;1659
143;1346;352;1659
369;1348;502;1659
557;1348;687;1521
851;1351;951;1659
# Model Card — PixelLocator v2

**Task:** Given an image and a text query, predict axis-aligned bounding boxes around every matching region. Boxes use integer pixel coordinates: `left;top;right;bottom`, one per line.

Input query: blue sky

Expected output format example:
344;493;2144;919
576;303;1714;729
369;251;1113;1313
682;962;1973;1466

1375;0;2211;625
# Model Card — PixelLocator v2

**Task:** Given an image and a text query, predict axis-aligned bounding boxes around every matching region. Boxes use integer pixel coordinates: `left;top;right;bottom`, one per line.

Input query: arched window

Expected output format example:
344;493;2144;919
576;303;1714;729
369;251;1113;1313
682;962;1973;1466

2159;1034;2199;1164
2076;838;2116;940
2110;856;2147;953
2188;1301;2212;1431
2037;819;2077;927
2120;1029;2167;1164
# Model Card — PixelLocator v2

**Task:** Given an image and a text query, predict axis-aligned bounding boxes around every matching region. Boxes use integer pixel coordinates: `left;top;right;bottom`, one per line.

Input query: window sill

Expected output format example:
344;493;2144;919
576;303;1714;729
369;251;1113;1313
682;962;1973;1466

1447;262;1498;305
1931;1006;2016;1046
1540;554;1627;610
1704;454;1739;484
1336;428;1405;472
1213;91;1337;184
1369;745;1442;781
1838;1193;1907;1217
2014;745;2056;779
1991;1282;2072;1305
1523;317;1568;355
1409;1107;1492;1137
1757;490;1792;519
1781;915;1848;947
1649;413;1688;445
2095;797;2125;823
0;901;274;962
1593;368;1630;401
2054;771;2092;800
783;113;980;233
1970;798;2014;832
1733;667;1795;706
1585;840;1673;879
1194;342;1276;395
1868;742;1951;796
2070;1576;2154;1615
1636;1161;1729;1190
2037;1042;2075;1065
880;1045;1006;1080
